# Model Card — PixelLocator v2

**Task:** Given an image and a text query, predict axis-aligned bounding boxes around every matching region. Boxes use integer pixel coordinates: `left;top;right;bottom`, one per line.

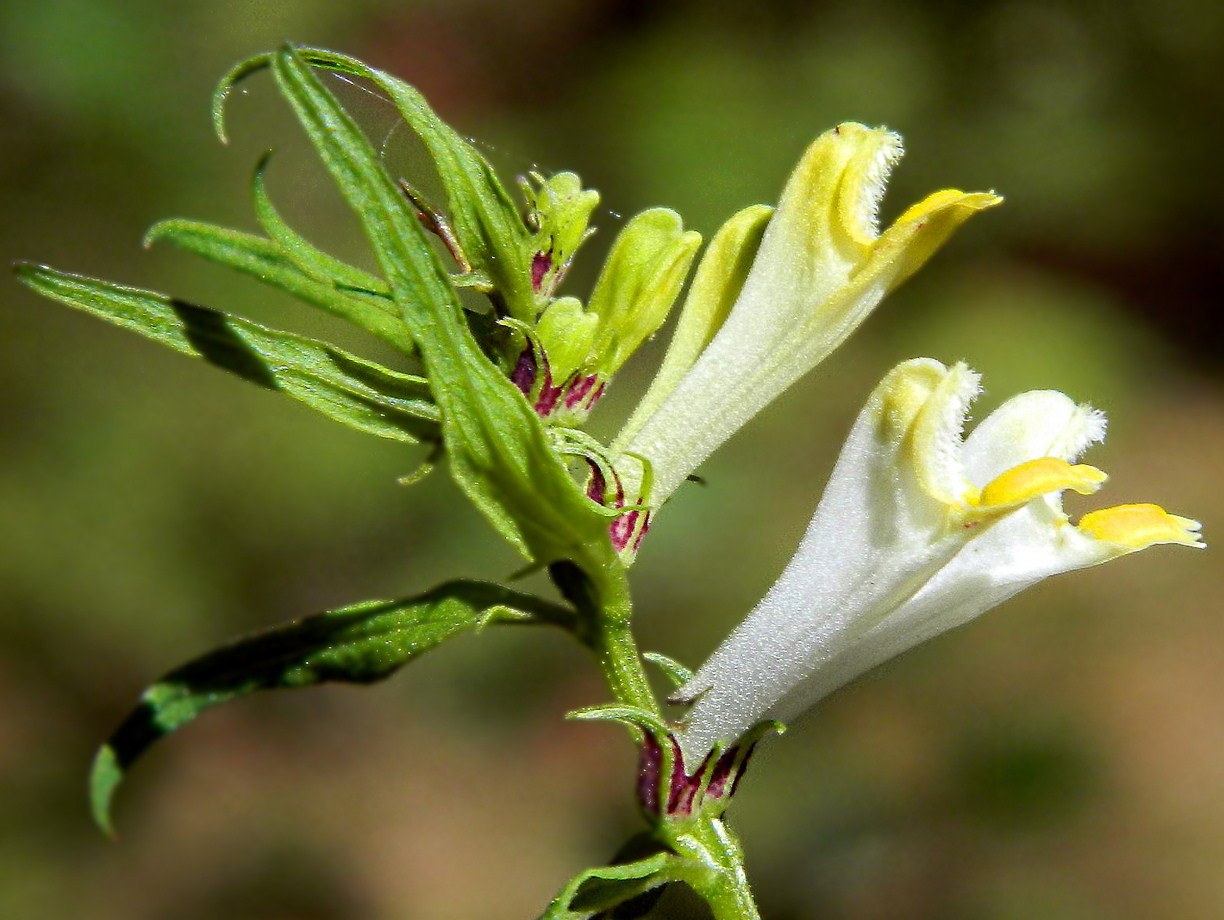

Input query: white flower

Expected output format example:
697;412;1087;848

618;125;1000;507
673;358;1203;761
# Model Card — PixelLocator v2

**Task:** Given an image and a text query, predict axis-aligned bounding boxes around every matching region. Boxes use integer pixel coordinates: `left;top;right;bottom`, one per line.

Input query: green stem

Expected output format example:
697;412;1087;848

671;815;761;920
589;565;660;716
558;557;761;917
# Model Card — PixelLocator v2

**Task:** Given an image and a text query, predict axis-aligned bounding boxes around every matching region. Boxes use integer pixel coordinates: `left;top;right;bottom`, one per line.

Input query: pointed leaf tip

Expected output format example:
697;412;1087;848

89;745;122;838
83;582;572;835
212;52;275;144
266;43;612;570
642;651;695;689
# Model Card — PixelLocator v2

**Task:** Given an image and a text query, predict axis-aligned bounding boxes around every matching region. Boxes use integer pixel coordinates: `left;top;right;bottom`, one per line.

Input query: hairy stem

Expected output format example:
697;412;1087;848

590;567;660;716
552;559;660;716
671;815;762;920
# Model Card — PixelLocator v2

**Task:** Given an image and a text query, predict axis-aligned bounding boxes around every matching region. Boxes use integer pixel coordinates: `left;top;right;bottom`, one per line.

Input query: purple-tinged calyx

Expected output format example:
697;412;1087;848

636;731;755;823
510;340;608;426
569;704;774;824
520;171;600;301
583;455;650;560
531;251;552;293
510;346;538;394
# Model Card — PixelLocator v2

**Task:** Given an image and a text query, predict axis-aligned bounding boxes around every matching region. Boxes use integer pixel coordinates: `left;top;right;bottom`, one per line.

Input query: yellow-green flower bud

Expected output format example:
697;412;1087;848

523;171;600;299
587;208;702;378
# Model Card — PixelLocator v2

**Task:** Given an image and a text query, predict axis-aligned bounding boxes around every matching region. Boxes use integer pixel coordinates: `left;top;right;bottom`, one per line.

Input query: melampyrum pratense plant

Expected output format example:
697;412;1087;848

16;46;1203;920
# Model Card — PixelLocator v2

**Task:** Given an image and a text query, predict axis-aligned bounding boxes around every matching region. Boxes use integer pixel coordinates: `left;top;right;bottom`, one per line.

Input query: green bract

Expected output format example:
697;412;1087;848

219;48;541;325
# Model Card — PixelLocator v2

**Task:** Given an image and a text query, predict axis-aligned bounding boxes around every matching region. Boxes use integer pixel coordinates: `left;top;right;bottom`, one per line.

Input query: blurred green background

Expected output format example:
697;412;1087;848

3;1;1222;918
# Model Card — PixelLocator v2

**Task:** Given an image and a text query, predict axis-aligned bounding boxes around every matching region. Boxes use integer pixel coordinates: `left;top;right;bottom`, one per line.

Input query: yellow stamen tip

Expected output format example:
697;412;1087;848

977;457;1107;509
1078;503;1205;550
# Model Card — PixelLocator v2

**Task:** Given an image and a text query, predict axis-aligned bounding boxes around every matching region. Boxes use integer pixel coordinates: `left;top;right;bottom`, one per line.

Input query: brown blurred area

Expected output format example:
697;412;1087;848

3;1;1222;917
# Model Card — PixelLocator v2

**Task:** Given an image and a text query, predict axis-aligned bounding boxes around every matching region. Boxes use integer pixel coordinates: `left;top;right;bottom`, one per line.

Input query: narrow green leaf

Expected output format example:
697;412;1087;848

642;651;695;689
213;52;276;144
294;48;537;320
145;218;416;354
567;704;669;737
267;45;614;571
90;581;574;834
250;151;393;302
15;263;439;444
218;48;537;322
540;852;682;920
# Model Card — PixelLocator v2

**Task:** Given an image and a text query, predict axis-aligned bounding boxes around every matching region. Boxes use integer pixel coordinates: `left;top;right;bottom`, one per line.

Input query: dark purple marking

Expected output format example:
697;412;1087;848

610;509;638;552
510;347;537;395
729;743;757;797
665;738;693;816
531;251;552;292
563;374;597;410
669;779;698;817
668;740;718;818
534;381;563;416
585;461;608;504
637;732;753;821
705;745;739;800
609;465;626;506
637;734;663;815
630;511;651;553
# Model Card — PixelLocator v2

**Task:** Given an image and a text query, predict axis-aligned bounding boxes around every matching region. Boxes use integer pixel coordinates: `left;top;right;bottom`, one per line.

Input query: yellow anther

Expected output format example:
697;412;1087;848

1078;503;1205;549
977;457;1107;509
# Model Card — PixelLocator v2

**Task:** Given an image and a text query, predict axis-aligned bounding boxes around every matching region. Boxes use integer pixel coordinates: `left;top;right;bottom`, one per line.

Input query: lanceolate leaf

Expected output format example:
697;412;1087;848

262;45;615;571
539;851;688;920
90;581;575;834
145;218;416;354
249;152;393;304
15;263;439;444
642;651;695;689
217;48;537;323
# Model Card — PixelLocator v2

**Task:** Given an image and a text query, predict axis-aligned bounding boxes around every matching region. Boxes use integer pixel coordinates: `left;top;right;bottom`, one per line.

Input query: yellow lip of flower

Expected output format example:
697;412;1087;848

618;124;1000;513
672;359;1204;762
1078;503;1204;549
973;457;1108;509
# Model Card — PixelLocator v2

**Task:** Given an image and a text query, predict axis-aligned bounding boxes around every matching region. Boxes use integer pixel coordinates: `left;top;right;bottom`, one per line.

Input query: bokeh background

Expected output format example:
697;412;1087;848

3;1;1222;917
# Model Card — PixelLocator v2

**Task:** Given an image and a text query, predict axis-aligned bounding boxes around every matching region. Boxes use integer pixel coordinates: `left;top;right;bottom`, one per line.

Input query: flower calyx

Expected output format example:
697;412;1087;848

636;726;778;825
568;703;778;826
548;427;652;561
